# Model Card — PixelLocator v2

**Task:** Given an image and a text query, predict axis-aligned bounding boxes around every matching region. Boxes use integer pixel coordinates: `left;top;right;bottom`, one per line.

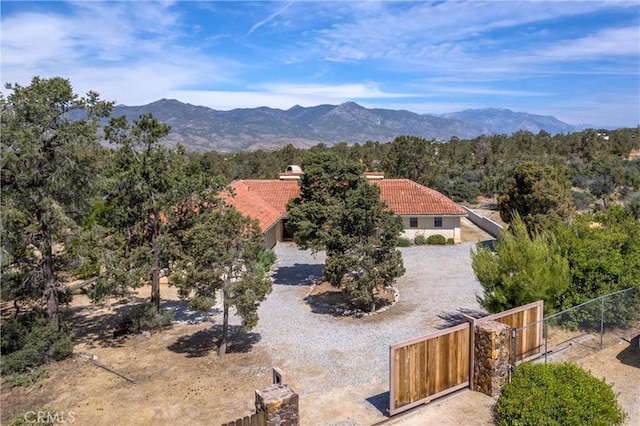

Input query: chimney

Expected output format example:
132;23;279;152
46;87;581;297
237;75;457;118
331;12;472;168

364;172;384;180
279;165;303;180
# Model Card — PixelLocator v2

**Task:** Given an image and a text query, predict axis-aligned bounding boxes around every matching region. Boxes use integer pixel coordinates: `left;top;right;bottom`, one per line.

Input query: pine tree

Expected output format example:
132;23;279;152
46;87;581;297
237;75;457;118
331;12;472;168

1;77;113;329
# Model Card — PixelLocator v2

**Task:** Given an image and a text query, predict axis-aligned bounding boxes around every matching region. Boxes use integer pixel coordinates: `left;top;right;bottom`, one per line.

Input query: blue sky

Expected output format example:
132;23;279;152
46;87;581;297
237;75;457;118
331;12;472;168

1;1;639;127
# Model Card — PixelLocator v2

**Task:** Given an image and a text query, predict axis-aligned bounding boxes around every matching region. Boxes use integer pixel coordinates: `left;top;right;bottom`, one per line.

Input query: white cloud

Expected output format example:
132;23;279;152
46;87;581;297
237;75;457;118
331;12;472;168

248;1;294;35
533;26;640;60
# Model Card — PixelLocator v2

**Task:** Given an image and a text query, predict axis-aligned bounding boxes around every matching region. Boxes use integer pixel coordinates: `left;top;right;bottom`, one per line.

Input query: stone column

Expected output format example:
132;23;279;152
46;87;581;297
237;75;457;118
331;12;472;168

255;384;299;426
473;320;510;397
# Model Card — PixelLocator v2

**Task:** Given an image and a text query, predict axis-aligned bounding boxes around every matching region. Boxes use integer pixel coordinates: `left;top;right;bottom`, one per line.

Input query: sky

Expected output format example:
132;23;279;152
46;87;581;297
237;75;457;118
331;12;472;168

1;1;639;127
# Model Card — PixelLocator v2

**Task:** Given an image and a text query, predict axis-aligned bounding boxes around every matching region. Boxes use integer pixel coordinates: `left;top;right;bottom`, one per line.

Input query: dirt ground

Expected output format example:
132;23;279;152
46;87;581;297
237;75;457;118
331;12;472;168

4;290;636;426
3;208;638;426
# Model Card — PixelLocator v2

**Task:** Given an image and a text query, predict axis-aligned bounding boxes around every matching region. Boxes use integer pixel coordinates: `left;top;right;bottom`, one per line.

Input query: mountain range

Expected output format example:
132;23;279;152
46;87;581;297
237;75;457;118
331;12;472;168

111;99;585;152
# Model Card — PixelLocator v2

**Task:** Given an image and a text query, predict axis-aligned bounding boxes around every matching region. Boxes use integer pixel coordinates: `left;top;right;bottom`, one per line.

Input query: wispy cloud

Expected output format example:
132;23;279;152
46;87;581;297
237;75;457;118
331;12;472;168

1;0;637;127
248;1;293;35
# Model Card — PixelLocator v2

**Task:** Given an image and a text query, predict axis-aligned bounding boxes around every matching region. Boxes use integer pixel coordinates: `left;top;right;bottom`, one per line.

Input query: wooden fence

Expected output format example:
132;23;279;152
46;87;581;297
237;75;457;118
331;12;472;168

389;322;471;416
476;300;544;363
221;412;266;426
389;300;544;416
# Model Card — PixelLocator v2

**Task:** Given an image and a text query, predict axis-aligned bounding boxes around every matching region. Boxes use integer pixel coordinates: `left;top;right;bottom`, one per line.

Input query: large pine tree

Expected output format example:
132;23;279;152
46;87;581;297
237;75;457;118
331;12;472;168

1;77;113;329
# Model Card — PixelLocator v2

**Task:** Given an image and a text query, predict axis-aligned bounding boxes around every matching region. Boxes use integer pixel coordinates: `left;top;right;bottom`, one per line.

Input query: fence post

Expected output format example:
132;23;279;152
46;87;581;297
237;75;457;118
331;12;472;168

462;314;476;391
600;296;605;350
510;328;517;380
544;320;548;364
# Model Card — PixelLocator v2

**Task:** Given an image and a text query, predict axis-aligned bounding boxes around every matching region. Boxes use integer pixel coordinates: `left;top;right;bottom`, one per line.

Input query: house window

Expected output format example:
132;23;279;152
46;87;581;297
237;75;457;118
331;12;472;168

409;217;418;228
434;217;443;228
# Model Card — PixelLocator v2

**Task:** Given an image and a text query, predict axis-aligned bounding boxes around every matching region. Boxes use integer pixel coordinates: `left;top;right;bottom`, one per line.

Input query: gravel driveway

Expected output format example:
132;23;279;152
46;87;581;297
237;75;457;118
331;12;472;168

252;243;485;421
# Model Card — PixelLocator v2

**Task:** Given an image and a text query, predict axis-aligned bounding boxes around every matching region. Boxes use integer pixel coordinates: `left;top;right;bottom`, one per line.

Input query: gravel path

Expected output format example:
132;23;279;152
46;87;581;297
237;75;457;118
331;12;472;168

253;243;486;402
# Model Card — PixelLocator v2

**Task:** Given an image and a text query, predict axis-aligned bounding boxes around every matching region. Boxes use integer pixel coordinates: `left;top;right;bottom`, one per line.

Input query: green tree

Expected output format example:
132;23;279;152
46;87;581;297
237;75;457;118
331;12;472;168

173;206;272;357
93;114;216;313
553;205;640;310
471;215;570;314
1;77;113;329
498;161;573;233
287;152;405;312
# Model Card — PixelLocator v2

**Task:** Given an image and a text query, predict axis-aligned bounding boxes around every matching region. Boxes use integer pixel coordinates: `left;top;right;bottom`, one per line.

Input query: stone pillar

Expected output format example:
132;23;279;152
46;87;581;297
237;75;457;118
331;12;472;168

255;384;299;426
473;320;510;397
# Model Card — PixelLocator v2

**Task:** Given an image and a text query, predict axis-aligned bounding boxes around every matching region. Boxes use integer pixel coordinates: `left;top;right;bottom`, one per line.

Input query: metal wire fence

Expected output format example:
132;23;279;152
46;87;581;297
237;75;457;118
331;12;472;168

511;288;640;365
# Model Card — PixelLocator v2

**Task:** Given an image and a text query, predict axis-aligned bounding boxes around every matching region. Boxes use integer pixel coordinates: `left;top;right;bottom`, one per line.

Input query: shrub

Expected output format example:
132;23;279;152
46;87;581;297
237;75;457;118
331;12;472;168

127;303;174;334
396;237;412;247
426;234;447;245
446;238;455;245
257;249;277;272
495;362;626;426
572;190;595;211
5;366;49;388
414;234;428;245
1;310;73;376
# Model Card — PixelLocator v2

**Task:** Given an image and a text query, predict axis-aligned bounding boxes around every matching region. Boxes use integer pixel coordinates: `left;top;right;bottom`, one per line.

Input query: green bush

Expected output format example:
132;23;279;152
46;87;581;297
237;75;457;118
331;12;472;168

127;303;174;334
446;238;455;245
495;362;626;426
257;249;277;272
414;234;428;245
426;234;447;245
5;366;49;388
0;310;73;376
396;237;412;247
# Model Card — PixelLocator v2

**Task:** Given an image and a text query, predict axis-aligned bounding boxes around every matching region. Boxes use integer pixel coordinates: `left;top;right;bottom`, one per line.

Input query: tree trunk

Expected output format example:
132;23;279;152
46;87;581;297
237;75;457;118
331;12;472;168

43;239;60;331
13;299;20;319
150;232;161;313
369;287;376;313
218;287;229;358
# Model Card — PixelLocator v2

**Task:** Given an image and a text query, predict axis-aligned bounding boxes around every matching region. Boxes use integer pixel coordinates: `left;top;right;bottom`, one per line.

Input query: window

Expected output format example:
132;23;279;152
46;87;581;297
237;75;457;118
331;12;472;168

409;217;418;228
434;217;443;228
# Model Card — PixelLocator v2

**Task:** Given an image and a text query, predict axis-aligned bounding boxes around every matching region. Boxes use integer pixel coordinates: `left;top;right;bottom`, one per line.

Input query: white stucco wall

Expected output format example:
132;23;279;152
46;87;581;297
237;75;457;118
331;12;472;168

264;223;279;249
400;215;462;243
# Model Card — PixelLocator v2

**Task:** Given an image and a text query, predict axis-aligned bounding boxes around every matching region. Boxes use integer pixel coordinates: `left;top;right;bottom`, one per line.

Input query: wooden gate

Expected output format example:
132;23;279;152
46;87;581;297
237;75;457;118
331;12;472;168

476;300;544;363
389;323;471;415
389;300;544;416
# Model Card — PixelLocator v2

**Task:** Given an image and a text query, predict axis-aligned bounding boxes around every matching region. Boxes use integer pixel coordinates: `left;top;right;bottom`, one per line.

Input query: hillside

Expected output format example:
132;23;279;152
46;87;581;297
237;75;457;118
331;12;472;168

111;100;582;152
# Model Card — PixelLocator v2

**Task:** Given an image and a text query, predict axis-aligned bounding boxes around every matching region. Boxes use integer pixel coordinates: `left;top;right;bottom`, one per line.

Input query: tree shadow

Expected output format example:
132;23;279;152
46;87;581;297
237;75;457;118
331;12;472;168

167;325;261;358
64;302;137;349
306;290;393;317
436;307;487;329
477;239;497;251
271;263;324;286
64;297;194;349
616;334;640;368
365;391;390;417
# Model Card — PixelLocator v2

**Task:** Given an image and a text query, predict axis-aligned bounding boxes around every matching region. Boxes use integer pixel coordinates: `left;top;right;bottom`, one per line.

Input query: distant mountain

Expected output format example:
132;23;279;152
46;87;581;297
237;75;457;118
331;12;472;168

441;108;581;135
111;100;581;152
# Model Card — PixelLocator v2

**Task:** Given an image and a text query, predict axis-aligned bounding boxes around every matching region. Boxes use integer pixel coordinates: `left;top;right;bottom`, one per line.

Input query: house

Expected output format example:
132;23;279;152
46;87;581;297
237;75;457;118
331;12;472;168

221;168;467;248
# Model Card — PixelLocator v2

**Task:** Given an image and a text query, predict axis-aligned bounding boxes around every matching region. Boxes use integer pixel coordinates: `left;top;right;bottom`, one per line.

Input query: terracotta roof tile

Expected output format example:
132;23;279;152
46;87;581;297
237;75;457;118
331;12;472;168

372;179;468;216
221;178;465;231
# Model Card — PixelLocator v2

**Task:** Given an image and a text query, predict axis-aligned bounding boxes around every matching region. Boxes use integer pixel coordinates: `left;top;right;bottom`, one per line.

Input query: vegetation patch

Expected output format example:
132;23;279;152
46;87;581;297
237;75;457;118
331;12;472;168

396;237;413;247
305;281;397;317
426;234;447;245
126;303;174;335
413;234;428;245
1;310;73;378
495;362;626;426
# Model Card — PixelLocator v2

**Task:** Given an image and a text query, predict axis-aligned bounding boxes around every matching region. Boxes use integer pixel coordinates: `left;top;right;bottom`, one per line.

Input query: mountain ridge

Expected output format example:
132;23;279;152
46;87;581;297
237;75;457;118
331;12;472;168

111;100;586;152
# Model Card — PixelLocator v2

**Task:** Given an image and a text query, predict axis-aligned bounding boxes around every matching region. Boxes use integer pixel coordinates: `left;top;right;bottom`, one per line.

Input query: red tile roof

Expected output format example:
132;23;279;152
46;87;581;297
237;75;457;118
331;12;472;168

372;179;468;216
221;178;466;231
